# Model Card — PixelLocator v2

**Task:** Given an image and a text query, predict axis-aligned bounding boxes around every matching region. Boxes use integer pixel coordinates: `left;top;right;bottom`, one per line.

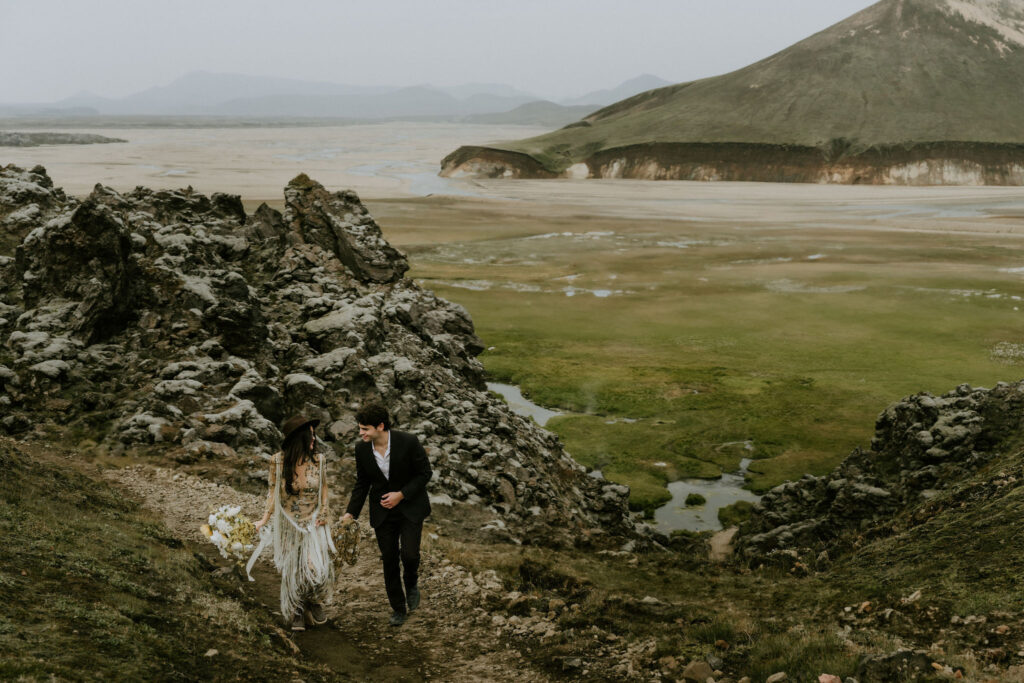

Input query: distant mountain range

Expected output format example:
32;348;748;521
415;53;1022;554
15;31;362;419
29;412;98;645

462;101;602;127
560;74;671;107
0;71;670;124
441;0;1024;185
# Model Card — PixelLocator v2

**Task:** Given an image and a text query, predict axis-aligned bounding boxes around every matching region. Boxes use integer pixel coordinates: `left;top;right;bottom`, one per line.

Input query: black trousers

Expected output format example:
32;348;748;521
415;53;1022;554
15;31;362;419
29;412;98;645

374;509;423;614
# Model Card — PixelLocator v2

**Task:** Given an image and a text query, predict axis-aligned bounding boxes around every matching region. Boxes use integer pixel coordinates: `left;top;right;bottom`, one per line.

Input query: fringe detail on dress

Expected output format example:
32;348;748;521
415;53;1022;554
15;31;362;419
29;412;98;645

272;510;335;619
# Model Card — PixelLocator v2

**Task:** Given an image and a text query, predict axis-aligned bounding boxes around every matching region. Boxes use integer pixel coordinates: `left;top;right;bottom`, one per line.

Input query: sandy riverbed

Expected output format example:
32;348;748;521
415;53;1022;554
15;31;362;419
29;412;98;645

0;122;548;200
5;123;1024;236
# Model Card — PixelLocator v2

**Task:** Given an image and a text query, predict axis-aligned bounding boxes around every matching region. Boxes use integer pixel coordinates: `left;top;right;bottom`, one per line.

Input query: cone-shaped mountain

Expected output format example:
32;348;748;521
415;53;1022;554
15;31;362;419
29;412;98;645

441;0;1024;184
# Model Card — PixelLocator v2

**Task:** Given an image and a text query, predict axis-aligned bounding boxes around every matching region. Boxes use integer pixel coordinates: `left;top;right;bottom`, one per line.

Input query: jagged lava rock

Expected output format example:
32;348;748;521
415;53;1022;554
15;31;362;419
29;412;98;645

1;164;71;255
0;165;644;548
16;191;134;343
283;173;408;284
735;381;1024;563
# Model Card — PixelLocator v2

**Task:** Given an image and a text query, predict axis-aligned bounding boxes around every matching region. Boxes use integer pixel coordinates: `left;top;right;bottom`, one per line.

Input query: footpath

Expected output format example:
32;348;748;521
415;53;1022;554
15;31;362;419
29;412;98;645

104;462;548;682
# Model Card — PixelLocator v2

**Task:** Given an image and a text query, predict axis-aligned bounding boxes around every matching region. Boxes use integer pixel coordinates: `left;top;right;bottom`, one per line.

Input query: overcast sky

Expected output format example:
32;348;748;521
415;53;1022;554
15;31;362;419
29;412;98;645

1;0;878;103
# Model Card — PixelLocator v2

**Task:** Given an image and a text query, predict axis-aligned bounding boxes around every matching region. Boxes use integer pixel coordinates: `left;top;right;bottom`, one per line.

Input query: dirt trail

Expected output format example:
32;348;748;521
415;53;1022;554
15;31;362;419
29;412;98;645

102;463;548;682
709;527;738;563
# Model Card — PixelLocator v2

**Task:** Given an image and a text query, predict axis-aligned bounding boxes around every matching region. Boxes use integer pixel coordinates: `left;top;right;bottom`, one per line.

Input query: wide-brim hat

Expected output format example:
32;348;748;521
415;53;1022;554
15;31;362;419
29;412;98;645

281;414;320;442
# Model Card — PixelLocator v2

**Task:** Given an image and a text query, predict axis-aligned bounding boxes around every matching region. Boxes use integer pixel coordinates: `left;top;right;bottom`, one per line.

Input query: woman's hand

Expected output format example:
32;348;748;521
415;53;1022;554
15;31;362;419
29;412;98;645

254;519;267;532
316;518;328;527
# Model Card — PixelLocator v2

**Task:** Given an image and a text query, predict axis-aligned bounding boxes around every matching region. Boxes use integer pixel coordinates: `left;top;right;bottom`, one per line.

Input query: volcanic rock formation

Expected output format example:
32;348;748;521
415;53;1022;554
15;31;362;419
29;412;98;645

0;164;643;548
735;381;1024;564
442;0;1024;184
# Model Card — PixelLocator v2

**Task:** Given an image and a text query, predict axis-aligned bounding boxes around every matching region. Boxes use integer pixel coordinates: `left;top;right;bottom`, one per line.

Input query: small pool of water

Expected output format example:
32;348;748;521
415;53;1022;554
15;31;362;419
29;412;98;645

487;382;562;426
487;381;757;533
653;458;762;533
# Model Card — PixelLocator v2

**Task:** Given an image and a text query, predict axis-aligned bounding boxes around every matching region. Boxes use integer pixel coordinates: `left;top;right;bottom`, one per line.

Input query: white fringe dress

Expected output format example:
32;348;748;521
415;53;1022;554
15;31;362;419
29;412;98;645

254;451;335;620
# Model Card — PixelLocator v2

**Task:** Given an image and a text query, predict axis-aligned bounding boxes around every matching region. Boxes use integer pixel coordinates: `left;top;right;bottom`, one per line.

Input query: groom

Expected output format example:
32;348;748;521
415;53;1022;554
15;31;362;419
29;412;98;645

341;403;432;626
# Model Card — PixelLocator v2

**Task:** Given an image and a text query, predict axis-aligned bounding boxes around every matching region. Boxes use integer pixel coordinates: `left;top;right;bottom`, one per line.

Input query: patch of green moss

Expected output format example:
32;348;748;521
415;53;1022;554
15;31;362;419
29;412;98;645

718;500;755;528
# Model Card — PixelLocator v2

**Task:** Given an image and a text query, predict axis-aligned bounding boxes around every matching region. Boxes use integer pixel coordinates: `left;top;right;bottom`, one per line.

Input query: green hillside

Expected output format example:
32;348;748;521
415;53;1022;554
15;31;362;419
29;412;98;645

0;438;334;681
443;0;1024;177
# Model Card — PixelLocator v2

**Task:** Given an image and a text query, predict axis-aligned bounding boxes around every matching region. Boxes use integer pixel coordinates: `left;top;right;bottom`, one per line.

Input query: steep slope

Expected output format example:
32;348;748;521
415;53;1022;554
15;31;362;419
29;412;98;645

0;438;338;681
442;0;1024;184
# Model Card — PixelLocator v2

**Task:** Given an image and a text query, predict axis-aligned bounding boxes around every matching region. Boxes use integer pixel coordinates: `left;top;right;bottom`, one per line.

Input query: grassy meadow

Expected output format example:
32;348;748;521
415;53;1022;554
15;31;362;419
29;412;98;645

367;191;1024;513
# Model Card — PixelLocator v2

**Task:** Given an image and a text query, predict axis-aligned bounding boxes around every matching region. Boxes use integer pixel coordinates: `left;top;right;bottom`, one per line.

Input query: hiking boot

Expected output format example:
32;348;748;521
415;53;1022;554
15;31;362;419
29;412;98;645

291;611;306;631
389;610;406;627
406;586;421;612
307;602;327;626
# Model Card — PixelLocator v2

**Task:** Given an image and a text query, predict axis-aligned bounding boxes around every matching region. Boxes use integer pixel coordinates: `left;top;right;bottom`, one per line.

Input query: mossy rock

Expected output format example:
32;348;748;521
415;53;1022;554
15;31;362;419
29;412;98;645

718;500;755;528
684;493;706;506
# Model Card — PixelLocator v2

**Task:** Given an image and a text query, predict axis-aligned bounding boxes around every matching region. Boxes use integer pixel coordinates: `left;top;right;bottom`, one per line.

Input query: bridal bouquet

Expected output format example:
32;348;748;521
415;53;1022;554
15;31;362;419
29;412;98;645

200;504;258;562
332;517;360;567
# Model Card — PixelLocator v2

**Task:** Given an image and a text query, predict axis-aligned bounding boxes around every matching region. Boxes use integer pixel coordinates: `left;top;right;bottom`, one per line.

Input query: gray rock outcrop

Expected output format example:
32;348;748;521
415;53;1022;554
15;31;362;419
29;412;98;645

735;382;1024;563
283;173;409;284
0;164;641;548
1;164;70;253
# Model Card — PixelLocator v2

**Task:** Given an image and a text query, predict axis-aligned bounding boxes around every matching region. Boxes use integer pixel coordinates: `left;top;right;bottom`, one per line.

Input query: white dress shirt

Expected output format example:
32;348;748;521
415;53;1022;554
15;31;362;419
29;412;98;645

372;432;391;480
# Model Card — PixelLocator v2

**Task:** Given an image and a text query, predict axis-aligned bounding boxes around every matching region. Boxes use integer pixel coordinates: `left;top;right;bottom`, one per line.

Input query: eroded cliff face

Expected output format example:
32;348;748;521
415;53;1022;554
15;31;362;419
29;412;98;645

439;146;559;180
586;142;1024;185
441;142;1024;185
0;164;644;549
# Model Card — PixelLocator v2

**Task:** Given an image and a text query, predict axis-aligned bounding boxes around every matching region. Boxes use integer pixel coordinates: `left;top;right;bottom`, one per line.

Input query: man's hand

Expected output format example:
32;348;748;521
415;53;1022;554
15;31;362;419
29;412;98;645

380;491;405;509
340;512;354;523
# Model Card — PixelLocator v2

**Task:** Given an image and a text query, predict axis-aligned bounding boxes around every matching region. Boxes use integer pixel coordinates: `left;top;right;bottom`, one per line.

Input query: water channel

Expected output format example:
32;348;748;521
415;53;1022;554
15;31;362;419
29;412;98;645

652;458;762;533
488;381;761;531
486;382;562;426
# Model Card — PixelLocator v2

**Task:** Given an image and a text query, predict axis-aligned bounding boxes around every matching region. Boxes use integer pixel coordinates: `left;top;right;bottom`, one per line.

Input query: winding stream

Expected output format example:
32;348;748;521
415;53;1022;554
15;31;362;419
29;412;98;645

486;382;562;426
488;380;760;532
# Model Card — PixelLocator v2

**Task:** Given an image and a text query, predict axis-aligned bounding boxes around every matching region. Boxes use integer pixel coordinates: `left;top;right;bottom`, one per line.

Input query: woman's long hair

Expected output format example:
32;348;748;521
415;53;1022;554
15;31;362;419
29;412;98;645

282;426;314;496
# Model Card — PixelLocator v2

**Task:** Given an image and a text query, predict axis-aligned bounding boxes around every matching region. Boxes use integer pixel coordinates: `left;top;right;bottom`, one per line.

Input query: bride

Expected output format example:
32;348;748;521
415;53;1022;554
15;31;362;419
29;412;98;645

254;415;334;630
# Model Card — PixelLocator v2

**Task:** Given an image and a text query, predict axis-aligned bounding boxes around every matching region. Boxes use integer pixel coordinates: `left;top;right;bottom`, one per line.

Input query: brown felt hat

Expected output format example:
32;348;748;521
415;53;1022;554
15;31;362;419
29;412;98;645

281;414;320;442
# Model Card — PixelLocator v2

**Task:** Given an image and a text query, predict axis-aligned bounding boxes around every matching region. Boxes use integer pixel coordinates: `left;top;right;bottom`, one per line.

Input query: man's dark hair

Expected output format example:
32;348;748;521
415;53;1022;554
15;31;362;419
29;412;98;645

356;403;391;430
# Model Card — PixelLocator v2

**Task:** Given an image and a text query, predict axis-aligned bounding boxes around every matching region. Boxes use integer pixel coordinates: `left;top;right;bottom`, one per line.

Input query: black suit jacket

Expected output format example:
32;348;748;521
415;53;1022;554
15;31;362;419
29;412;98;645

345;430;432;528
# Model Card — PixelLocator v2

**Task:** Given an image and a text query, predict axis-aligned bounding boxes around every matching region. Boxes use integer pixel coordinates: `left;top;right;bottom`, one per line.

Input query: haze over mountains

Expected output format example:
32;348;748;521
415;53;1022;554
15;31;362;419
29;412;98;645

0;71;671;123
442;0;1024;185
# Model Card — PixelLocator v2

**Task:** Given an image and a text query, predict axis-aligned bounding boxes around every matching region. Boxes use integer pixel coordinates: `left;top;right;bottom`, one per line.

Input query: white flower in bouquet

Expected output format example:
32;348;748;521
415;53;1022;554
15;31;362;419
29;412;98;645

200;504;257;562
